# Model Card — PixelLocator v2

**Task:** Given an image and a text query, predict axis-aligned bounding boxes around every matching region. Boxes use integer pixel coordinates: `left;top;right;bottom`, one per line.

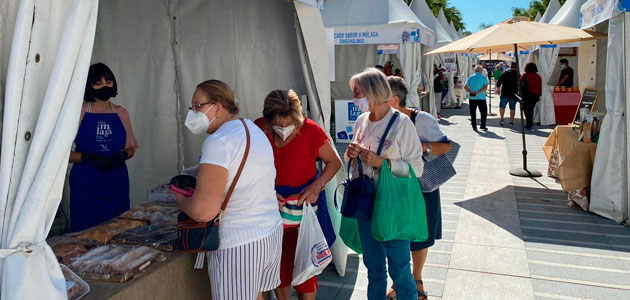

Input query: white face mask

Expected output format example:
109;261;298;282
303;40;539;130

560;64;566;70
352;96;370;113
272;125;295;141
185;104;215;134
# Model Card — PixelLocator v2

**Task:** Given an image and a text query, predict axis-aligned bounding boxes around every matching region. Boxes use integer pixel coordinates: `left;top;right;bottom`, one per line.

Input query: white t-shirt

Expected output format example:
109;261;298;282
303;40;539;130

347;108;424;180
200;119;282;249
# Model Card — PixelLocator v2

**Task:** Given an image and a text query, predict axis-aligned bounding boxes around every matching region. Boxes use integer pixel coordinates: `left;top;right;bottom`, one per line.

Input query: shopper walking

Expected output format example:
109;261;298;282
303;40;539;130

172;80;283;300
346;68;424;300
521;62;543;130
496;62;519;126
386;76;451;300
254;89;342;300
493;65;502;83
465;66;489;131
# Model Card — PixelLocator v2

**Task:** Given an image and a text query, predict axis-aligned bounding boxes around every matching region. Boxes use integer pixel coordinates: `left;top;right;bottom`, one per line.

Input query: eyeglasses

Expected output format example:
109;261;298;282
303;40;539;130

189;101;212;112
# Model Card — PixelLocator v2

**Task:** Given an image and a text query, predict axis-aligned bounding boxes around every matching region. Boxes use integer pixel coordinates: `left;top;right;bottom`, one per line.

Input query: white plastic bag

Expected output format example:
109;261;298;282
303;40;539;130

291;204;333;286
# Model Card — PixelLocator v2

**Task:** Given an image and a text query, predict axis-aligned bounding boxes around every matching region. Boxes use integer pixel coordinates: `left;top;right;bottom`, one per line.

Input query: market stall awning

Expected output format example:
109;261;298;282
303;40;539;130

426;21;606;55
322;0;435;46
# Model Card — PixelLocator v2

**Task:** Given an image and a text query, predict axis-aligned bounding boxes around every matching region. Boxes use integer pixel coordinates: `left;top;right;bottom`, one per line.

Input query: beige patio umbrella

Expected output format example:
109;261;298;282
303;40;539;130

478;53;513;61
426;21;605;55
426;21;606;178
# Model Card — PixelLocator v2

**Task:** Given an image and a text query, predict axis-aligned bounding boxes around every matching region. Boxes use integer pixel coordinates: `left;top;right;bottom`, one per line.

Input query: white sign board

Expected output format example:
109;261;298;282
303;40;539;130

377;44;399;55
333;27;424;45
580;0;624;29
334;100;363;143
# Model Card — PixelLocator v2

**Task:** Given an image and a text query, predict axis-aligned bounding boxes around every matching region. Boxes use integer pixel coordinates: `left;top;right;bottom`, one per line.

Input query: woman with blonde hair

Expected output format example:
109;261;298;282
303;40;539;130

345;68;424;300
172;80;283;300
254;89;341;300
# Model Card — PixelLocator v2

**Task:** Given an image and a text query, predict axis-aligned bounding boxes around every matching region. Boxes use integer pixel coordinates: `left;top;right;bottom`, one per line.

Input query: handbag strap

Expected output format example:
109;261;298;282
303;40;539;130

346;111;398;176
216;118;251;223
377;111;399;155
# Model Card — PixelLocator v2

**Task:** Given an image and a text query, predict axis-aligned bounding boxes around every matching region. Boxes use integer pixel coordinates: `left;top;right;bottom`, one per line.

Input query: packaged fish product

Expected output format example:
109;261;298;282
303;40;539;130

111;224;177;251
69;245;166;282
76;219;147;244
48;236;98;264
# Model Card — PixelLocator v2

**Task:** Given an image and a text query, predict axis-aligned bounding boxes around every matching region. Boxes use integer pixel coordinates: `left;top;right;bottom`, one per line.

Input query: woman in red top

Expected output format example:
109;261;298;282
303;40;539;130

254;89;342;300
520;62;543;130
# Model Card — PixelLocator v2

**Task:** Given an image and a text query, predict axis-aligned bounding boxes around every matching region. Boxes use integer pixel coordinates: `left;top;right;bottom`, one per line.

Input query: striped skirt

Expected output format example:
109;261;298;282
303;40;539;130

206;225;283;300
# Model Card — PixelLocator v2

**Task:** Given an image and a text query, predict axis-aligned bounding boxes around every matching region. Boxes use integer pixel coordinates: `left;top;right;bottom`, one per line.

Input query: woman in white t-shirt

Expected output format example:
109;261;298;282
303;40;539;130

345;68;424;300
171;80;283;300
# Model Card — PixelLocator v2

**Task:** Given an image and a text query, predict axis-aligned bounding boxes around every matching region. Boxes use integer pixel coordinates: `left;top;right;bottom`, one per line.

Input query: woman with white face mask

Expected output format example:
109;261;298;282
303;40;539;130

172;80;283;300
253;89;342;300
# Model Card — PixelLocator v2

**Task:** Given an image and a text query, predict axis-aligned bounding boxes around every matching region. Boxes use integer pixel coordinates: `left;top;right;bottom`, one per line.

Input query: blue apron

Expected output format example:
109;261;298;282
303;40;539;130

276;175;337;246
69;104;130;232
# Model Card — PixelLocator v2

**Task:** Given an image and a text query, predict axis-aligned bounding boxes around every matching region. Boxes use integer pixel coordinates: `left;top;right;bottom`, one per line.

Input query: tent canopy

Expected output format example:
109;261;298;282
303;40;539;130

437;8;460;41
323;0;435;46
540;0;562;24
409;0;453;47
426;21;605;55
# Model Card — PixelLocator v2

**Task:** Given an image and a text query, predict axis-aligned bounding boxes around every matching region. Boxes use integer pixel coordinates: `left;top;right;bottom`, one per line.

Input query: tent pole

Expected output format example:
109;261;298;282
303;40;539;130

488;50;495;116
510;43;542;178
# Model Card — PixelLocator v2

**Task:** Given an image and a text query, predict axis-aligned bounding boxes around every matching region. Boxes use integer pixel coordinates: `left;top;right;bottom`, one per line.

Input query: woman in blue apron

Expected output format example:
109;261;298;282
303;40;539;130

68;63;139;232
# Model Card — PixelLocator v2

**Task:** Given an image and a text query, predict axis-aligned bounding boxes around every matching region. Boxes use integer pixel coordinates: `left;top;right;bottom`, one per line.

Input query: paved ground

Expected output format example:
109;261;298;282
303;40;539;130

313;98;630;300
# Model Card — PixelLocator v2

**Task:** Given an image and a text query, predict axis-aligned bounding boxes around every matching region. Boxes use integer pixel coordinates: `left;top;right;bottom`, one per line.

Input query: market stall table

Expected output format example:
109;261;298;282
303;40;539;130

543;125;597;210
552;92;581;125
84;252;210;300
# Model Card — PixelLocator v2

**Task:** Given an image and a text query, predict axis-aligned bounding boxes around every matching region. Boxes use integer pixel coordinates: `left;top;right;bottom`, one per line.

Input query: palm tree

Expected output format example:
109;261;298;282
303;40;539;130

478;22;493;31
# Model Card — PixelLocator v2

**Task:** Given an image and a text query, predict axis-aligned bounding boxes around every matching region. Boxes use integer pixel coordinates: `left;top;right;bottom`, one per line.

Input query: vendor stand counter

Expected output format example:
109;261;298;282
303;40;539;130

552;92;581;125
84;252;211;300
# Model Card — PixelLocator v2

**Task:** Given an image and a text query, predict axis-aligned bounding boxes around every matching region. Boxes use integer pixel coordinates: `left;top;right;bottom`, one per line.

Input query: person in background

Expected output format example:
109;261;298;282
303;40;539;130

384;61;394;76
556;58;574;87
483;63;491;80
496;62;519;126
172;80;283;300
433;66;443;119
465;66;489;131
68;63;139;232
386;76;451;300
439;68;448;105
394;68;404;78
254;90;342;300
493;65;502;83
346;68;424;300
375;65;385;73
521;62;543;130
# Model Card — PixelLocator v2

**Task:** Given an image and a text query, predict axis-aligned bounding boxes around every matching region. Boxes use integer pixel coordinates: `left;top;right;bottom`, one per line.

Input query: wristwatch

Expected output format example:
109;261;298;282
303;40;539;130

423;144;432;157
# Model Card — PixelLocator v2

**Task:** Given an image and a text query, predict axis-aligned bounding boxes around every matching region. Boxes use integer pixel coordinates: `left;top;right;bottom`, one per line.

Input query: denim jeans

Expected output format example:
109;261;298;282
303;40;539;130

358;219;416;300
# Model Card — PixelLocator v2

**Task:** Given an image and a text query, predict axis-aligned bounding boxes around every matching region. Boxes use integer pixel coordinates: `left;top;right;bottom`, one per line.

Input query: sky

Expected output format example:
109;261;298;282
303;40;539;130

450;0;533;33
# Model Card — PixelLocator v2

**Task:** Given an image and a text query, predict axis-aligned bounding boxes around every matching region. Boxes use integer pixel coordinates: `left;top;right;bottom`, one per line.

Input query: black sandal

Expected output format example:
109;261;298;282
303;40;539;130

416;280;428;300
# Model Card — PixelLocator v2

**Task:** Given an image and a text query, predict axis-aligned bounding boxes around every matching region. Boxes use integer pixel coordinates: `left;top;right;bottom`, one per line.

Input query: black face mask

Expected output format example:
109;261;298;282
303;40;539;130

91;86;115;101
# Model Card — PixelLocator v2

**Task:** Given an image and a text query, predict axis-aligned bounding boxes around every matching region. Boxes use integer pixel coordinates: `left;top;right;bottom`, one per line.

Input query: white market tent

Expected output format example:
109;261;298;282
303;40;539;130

0;0;334;298
323;0;435;109
537;0;590;126
540;0;563;23
436;8;460;108
535;12;543;22
409;0;455;116
583;0;629;224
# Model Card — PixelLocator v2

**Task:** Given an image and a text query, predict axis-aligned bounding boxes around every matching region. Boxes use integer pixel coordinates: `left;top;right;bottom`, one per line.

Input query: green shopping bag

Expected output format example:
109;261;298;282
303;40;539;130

371;160;428;242
339;216;362;254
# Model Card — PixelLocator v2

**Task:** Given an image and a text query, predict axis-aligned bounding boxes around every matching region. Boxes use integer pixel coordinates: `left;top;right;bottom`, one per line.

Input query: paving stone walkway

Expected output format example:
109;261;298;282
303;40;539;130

317;100;630;300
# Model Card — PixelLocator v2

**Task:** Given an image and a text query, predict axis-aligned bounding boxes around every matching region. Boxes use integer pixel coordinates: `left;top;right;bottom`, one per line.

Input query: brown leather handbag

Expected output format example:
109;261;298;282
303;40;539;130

177;119;251;252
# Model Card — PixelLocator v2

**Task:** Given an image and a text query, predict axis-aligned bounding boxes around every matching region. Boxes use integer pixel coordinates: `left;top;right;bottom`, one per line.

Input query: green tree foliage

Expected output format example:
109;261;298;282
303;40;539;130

512;0;567;20
478;22;493;31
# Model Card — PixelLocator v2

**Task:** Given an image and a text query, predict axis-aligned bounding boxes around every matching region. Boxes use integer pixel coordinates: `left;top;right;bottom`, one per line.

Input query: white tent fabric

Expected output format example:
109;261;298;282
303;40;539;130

538;0;589;125
409;0;454;116
580;0;624;29
532;0;562;122
535;12;542;22
436;8;458;107
540;0;562;24
323;0;435;107
0;1;98;299
409;0;453;47
590;13;628;224
399;42;423;107
1;0;338;294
